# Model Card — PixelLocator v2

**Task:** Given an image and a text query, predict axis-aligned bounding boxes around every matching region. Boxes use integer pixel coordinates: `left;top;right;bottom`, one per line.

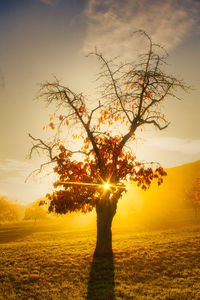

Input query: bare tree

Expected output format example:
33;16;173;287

185;178;200;218
28;32;187;256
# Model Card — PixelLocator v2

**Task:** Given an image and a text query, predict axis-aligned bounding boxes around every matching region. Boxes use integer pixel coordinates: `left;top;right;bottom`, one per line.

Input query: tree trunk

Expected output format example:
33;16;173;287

94;197;117;257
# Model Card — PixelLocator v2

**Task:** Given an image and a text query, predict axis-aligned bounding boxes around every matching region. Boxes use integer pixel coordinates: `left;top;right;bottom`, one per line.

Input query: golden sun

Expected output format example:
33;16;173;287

103;183;110;190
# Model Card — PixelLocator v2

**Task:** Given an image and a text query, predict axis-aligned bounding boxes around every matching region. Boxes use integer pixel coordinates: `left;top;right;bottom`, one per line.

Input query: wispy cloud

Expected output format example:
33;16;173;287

146;137;200;155
83;0;200;57
0;159;31;173
0;159;36;187
0;158;56;204
0;158;56;182
39;0;60;6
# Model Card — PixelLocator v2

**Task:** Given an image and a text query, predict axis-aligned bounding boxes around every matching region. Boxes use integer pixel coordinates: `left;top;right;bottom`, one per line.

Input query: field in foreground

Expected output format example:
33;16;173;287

0;222;200;299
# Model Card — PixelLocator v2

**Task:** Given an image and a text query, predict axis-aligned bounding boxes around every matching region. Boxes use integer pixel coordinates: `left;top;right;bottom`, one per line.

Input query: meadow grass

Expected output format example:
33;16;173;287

0;221;200;299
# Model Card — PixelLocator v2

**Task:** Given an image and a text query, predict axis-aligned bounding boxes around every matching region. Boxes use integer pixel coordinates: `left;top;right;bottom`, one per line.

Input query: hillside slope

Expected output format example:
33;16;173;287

114;160;200;229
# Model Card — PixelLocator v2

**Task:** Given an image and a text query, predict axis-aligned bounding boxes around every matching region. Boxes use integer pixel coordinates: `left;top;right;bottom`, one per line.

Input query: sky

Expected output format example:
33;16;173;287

0;0;200;204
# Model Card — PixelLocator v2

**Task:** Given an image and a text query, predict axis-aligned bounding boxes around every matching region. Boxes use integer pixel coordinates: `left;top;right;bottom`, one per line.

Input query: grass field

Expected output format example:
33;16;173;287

0;221;200;299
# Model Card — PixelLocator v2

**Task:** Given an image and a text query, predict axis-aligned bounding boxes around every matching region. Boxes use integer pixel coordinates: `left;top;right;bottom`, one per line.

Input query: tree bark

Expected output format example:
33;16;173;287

94;197;117;257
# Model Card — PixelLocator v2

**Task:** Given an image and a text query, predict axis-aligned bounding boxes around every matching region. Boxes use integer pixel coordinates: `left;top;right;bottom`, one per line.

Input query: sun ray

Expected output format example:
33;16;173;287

55;181;125;189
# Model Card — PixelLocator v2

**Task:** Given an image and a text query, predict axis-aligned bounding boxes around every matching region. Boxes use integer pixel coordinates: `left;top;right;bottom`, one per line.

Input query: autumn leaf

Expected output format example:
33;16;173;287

49;122;55;130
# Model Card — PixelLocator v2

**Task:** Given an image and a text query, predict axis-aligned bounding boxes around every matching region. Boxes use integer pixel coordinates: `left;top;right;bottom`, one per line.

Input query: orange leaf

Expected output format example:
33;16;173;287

49;122;55;130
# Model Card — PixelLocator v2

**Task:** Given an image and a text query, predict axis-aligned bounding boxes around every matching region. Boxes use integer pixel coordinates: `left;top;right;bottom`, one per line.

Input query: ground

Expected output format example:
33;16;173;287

0;221;200;299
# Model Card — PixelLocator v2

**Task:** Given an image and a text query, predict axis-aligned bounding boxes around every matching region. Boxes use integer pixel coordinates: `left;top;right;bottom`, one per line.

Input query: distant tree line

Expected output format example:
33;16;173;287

0;196;48;224
0;196;20;223
24;200;47;223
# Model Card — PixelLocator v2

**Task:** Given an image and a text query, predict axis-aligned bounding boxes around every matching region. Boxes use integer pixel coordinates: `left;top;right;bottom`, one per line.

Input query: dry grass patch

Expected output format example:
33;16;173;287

0;223;200;299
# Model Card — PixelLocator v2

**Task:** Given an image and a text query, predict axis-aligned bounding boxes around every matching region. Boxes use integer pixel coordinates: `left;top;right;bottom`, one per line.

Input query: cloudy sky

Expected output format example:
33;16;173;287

0;0;200;204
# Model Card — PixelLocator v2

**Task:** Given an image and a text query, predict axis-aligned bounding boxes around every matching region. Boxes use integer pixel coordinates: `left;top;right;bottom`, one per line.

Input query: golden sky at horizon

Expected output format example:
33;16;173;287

0;0;200;204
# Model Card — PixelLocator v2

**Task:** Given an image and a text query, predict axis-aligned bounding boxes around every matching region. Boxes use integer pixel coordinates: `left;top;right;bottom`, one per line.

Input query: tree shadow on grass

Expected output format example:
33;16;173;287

86;253;115;300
